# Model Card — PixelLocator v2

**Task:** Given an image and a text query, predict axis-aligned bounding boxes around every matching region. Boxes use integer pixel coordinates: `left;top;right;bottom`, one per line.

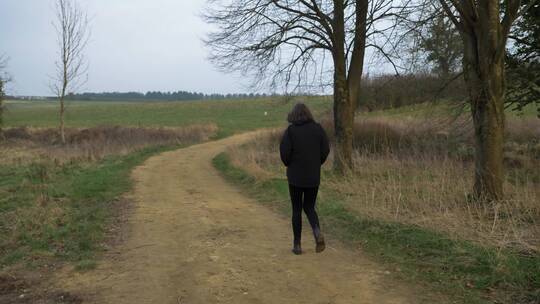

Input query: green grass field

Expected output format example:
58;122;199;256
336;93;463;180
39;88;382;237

6;99;535;135
5;97;332;137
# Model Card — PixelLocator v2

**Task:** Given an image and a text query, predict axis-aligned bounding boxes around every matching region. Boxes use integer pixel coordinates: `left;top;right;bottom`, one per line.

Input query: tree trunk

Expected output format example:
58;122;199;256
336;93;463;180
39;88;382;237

333;62;354;172
348;0;368;109
60;97;66;144
462;32;506;201
332;0;354;172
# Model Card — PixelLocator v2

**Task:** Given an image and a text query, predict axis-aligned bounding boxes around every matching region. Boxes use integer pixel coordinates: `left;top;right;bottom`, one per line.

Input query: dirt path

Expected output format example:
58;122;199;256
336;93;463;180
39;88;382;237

56;132;432;303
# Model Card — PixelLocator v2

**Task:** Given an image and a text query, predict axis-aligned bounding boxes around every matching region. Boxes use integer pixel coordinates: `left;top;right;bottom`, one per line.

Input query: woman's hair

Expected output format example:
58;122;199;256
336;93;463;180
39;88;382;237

287;103;314;124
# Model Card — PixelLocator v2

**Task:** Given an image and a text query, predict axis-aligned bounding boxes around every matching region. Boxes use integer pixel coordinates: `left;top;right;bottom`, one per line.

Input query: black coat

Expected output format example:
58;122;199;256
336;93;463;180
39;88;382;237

279;120;330;187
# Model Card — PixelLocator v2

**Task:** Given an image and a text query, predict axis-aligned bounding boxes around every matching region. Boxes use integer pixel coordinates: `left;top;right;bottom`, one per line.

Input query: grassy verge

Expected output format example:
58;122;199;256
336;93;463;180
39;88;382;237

213;152;540;304
0;144;182;270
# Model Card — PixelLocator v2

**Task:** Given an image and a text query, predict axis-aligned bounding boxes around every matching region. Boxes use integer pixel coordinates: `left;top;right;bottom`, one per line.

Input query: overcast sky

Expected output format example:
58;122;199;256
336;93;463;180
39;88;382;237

0;0;248;96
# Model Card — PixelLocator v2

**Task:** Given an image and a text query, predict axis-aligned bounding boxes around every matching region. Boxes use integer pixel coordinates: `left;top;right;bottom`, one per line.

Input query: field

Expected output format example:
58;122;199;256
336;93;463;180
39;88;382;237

4;97;331;137
0;97;538;303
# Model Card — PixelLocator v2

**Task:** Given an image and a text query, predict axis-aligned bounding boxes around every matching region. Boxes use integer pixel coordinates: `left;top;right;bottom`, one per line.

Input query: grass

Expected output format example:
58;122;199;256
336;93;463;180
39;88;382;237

1;124;218;163
214;103;538;303
0;144;181;269
2;95;537;300
213;152;540;304
238;116;539;253
0;96;330;271
0;123;217;270
4;97;331;138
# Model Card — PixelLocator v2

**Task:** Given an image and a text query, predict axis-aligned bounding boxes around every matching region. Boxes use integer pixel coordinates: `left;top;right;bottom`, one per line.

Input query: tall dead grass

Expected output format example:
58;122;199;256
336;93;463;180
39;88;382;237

0;124;218;165
229;117;540;253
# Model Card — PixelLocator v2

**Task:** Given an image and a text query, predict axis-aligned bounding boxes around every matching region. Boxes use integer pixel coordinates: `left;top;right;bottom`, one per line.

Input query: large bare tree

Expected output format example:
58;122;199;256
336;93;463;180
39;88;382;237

437;0;536;200
51;0;89;144
204;0;398;171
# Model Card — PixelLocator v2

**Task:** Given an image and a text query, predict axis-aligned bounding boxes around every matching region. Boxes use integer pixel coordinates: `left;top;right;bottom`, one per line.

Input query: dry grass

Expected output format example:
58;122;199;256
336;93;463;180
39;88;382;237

0;124;218;165
229;117;540;253
334;155;539;253
0;124;218;268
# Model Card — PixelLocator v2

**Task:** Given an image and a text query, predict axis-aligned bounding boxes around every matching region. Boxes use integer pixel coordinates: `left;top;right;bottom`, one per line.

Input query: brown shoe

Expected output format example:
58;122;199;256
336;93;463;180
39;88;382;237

315;233;325;253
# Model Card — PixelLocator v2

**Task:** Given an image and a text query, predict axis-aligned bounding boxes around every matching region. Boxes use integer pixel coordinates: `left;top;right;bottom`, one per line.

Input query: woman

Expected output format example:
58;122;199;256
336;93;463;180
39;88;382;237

280;103;330;255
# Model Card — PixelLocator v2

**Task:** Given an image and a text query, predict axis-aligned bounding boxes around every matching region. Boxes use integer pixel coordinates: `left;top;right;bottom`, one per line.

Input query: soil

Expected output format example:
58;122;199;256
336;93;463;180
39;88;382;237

0;272;82;304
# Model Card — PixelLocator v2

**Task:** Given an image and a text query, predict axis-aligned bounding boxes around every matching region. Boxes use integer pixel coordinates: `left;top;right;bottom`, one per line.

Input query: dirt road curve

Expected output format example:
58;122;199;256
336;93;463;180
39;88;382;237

57;131;428;304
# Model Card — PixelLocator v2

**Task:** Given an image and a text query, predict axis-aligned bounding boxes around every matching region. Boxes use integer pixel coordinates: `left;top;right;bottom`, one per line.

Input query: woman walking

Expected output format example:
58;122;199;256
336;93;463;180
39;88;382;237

280;103;330;255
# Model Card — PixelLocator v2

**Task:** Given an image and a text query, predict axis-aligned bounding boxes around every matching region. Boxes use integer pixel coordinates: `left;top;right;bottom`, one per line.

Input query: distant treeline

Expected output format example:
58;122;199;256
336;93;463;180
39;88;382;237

64;91;276;101
8;73;469;110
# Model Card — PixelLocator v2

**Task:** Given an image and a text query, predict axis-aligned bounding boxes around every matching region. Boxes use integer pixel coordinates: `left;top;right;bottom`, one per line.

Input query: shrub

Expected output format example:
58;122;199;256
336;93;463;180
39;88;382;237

359;73;466;111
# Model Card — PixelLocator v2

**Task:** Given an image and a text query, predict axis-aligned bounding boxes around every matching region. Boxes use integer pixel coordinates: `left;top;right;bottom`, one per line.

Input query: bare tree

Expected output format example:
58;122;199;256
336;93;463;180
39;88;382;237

436;0;537;201
0;55;10;135
51;0;89;144
204;0;400;171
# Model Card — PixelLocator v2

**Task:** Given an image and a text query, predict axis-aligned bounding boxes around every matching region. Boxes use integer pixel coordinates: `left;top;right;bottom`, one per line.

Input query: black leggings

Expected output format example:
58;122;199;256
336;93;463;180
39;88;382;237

288;184;321;244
